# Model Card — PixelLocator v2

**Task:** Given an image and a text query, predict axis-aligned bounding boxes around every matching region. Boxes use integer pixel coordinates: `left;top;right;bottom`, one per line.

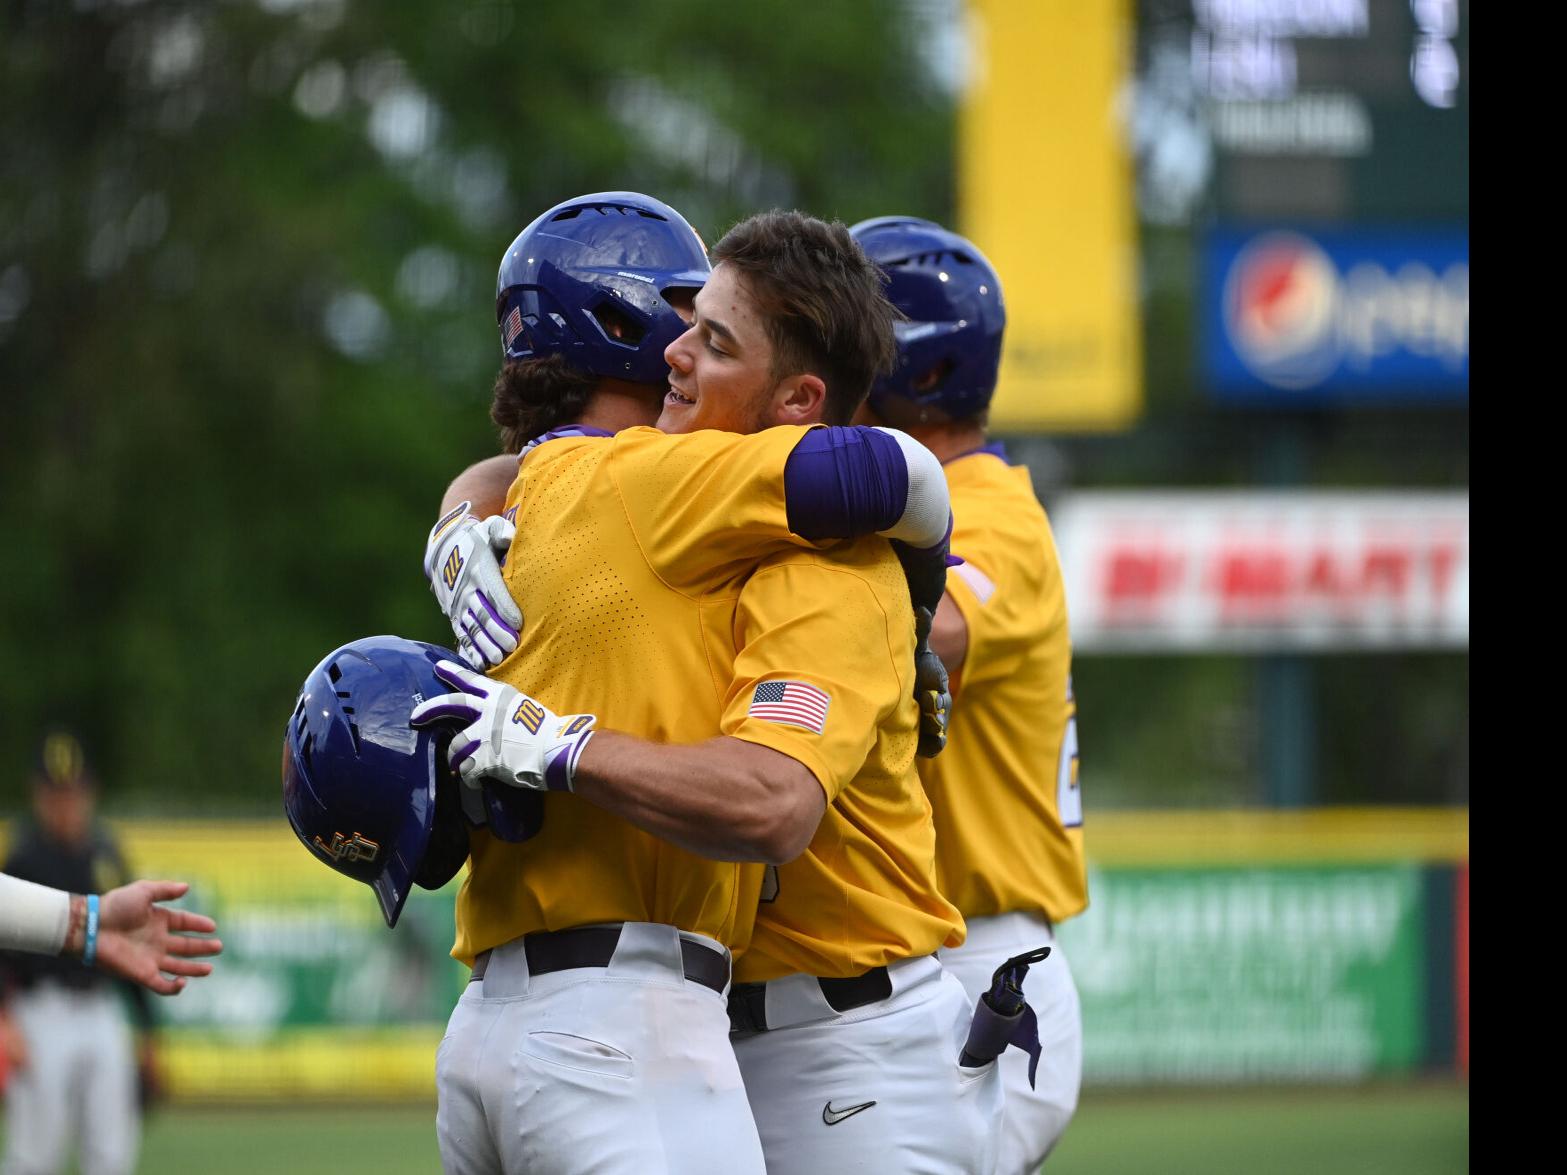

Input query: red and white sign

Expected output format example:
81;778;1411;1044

1051;492;1469;652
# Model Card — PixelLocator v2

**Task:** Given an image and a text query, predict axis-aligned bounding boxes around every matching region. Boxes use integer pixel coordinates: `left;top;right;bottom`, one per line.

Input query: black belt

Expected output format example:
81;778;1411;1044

470;926;729;995
727;965;894;1033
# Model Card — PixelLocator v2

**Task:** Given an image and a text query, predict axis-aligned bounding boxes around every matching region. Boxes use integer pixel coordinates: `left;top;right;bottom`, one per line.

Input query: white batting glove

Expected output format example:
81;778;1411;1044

423;501;523;670
409;660;597;793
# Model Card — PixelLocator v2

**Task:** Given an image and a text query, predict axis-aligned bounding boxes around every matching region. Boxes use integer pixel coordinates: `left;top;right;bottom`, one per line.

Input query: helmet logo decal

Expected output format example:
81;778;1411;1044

503;305;524;348
312;831;381;864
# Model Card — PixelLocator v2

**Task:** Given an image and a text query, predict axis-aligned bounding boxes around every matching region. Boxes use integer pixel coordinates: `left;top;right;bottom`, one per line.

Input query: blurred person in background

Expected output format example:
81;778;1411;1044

0;732;167;1175
850;217;1088;1173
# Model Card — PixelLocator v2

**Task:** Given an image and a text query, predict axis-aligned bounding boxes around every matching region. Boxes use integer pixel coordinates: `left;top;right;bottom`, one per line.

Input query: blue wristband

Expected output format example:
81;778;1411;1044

83;893;100;969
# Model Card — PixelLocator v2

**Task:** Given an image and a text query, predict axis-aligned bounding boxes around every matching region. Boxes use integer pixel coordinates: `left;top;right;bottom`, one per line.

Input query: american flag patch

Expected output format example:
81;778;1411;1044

503;306;524;348
748;680;830;734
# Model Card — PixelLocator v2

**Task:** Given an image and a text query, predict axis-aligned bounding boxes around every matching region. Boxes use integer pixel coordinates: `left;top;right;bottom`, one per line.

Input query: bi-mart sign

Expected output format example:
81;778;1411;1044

1050;491;1469;652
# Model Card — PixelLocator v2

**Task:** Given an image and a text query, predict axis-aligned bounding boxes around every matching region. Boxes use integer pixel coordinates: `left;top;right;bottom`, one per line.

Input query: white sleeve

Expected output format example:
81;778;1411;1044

872;427;951;547
0;872;71;956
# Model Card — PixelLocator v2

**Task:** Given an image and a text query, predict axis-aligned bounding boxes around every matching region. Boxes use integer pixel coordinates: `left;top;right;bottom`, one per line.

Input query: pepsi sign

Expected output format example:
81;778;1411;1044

1202;227;1469;403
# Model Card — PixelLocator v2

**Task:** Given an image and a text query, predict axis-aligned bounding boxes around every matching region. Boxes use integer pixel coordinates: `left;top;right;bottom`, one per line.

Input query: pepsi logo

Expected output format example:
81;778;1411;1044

1222;232;1341;389
1218;231;1469;394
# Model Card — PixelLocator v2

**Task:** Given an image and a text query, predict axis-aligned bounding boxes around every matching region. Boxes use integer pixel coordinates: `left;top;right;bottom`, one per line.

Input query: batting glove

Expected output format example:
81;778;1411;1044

423;502;523;670
912;606;952;759
409;660;597;793
893;523;955;759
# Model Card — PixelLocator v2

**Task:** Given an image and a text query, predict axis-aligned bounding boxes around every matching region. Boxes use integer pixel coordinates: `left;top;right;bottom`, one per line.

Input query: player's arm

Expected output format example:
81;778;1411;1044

615;424;952;590
423;426;951;671
439;453;517;518
782;426;949;550
573;733;824;864
0;871;70;957
0;875;221;996
409;561;900;862
438;427;952;544
408;661;825;863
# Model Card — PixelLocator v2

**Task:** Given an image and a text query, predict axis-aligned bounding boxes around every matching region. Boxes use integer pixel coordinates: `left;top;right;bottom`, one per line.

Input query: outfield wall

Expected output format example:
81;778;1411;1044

0;809;1468;1099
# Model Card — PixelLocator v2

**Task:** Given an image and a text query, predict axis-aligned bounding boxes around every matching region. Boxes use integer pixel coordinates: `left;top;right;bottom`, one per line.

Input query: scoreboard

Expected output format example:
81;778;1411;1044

1139;0;1469;221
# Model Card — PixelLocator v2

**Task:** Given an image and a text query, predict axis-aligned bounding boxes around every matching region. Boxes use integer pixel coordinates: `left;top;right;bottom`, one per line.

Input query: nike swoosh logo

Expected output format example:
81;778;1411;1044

822;1100;877;1126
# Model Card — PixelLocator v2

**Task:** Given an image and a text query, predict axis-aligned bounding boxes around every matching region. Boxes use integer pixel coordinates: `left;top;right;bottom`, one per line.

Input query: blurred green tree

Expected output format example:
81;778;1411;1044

0;0;956;810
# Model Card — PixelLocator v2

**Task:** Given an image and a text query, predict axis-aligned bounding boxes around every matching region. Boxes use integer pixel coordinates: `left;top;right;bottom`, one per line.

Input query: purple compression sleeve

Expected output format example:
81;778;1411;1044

783;427;910;540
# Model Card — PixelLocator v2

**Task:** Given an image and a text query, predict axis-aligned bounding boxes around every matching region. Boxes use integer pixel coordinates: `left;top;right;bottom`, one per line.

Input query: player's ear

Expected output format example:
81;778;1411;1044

772;373;827;426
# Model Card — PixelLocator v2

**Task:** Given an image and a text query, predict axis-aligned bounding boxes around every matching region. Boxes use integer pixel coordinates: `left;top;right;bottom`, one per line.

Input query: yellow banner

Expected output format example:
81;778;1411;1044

959;0;1142;430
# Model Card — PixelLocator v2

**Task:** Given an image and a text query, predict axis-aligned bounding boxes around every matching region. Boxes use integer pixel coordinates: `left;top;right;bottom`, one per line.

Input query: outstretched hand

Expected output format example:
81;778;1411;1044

94;880;222;996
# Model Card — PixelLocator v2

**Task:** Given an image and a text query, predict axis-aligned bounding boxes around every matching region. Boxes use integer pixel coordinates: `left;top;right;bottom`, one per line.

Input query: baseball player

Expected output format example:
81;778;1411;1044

391;193;961;1175
2;734;220;1175
851;216;1088;1172
417;208;1005;1175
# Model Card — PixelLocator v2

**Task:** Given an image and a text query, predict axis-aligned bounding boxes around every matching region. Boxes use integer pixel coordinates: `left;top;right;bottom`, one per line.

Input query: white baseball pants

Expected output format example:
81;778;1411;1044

731;955;1003;1174
939;912;1082;1174
1;983;139;1175
434;922;766;1175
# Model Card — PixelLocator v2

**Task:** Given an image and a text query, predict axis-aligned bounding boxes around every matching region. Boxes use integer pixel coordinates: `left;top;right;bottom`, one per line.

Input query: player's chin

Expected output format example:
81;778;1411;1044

657;389;699;434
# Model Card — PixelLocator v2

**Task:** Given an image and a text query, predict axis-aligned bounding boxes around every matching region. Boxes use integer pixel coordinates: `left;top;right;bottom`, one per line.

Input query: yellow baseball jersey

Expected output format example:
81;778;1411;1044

452;425;831;967
919;448;1088;924
724;545;967;983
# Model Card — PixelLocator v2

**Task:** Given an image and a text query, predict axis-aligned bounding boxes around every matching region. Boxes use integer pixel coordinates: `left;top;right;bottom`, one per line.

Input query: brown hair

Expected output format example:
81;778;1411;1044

710;210;898;425
490;355;598;453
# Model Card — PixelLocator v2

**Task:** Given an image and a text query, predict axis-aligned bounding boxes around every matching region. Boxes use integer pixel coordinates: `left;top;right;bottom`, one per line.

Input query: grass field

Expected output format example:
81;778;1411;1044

3;1080;1467;1173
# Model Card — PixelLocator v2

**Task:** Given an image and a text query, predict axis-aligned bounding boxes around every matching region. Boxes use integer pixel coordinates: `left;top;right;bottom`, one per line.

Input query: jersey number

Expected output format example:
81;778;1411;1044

1057;676;1082;828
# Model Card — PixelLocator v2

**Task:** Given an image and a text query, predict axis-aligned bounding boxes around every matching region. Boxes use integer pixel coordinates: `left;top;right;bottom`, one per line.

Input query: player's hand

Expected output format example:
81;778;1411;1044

424;501;523;670
912;606;952;758
409;660;597;793
95;880;223;996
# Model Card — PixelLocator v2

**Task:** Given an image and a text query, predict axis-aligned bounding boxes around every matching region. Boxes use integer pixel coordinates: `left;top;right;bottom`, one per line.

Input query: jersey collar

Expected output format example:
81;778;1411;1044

519;424;616;457
943;440;1011;466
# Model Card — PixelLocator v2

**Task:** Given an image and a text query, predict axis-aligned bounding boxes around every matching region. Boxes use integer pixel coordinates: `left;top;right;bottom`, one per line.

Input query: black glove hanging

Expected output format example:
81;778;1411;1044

958;946;1052;1087
893;519;956;759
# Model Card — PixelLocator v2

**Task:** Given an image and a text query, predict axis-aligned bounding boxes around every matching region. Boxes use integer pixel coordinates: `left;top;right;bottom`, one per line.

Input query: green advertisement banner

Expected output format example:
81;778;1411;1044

1056;864;1429;1083
151;882;469;1037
